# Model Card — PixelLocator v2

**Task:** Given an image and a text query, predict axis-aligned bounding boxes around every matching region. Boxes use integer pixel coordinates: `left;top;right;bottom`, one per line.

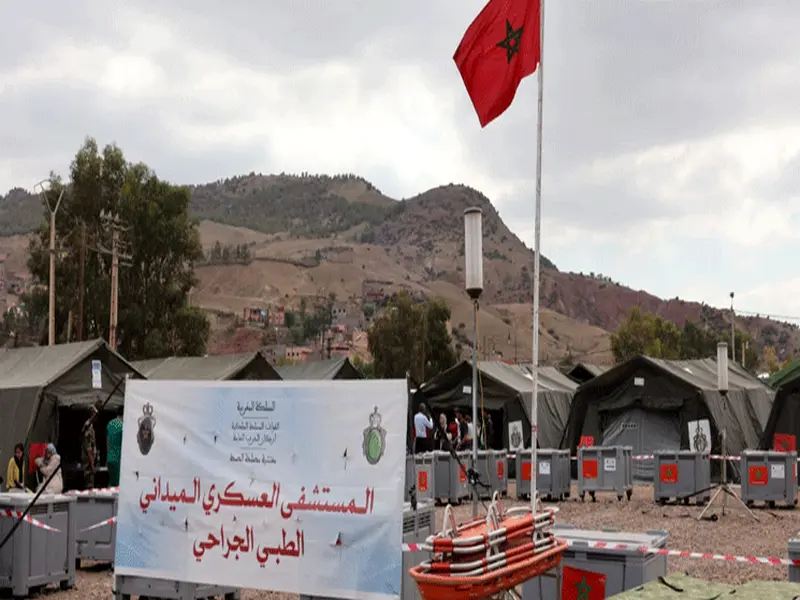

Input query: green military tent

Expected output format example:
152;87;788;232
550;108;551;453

417;360;577;449
561;356;774;479
0;339;143;488
767;359;800;390
132;352;281;381
275;356;363;380
759;362;800;451
566;362;611;384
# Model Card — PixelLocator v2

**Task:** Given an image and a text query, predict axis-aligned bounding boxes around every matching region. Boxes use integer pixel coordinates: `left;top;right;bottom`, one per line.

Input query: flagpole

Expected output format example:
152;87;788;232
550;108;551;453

530;0;545;519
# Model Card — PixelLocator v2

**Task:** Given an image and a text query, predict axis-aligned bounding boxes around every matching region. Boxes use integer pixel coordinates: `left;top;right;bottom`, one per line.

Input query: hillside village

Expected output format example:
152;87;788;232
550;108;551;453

0;172;798;369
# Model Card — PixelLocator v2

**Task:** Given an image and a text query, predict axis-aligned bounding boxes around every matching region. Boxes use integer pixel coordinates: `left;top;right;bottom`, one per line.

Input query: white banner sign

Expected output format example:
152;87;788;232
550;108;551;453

114;380;407;600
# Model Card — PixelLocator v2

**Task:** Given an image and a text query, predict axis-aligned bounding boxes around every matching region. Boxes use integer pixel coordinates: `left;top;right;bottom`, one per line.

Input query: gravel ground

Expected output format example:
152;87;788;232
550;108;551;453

31;482;800;599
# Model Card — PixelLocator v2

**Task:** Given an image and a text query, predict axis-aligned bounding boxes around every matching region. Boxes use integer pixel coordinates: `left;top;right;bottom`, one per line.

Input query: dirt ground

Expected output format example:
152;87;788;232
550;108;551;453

31;482;800;600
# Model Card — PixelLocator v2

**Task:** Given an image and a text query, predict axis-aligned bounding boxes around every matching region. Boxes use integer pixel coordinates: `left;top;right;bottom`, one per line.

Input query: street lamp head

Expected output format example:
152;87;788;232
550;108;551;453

730;292;734;300
464;207;483;300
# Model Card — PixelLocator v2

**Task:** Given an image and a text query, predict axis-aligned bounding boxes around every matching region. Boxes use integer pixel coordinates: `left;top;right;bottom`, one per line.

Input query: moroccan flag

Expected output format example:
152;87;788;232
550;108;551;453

454;0;542;127
749;465;768;486
562;566;605;600
28;443;47;474
774;433;796;452
659;463;678;484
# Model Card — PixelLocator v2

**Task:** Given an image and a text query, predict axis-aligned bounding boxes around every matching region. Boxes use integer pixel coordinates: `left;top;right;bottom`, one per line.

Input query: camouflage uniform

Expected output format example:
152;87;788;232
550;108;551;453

81;417;97;489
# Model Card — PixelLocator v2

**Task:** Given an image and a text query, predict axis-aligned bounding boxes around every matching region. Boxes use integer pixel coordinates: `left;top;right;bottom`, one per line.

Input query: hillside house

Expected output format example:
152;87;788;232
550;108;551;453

268;306;285;326
243;307;267;325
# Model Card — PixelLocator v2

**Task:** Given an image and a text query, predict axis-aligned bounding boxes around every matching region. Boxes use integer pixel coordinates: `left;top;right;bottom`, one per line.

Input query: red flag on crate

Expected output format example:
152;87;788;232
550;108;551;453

417;470;429;492
578;436;594;448
28;443;47;474
521;462;532;480
749;465;768;486
659;463;678;484
774;433;796;452
562;566;605;600
497;459;505;479
582;459;598;480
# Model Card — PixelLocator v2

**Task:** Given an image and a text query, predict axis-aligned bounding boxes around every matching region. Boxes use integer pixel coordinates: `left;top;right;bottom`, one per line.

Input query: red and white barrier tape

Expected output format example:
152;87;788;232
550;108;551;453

80;516;117;533
66;486;119;495
505;454;750;461
1;509;60;532
401;539;799;566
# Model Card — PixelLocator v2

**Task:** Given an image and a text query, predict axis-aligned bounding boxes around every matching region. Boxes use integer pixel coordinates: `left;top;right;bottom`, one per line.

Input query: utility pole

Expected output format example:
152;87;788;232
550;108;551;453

730;292;735;364
76;223;86;341
35;179;64;346
99;210;131;350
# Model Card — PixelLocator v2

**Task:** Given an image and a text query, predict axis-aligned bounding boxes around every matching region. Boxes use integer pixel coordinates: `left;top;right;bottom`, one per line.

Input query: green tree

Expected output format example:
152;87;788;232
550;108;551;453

351;356;376;379
26;137;209;358
610;307;681;363
678;321;717;359
763;346;780;374
368;291;457;382
722;329;759;371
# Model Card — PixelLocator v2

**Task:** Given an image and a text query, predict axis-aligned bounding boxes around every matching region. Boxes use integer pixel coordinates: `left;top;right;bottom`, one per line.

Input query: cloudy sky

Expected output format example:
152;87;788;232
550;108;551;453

1;1;799;320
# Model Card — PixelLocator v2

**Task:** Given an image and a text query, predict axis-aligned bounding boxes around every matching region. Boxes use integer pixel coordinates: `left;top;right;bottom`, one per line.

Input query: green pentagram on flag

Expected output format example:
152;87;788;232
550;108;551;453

575;576;592;600
496;19;523;64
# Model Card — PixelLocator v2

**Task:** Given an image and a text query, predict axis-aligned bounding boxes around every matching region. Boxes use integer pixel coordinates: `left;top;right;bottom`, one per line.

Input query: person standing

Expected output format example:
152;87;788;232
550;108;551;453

82;404;99;489
5;443;25;491
455;410;471;450
413;403;433;453
433;413;450;450
106;405;124;487
34;444;63;494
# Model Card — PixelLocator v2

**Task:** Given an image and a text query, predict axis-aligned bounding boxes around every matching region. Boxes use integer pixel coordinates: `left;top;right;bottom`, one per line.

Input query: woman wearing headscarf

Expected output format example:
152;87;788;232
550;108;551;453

34;443;63;494
5;443;25;491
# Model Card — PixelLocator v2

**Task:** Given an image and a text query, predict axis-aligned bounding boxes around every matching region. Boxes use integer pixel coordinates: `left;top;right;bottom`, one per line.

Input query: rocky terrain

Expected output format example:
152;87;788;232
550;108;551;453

2;173;798;365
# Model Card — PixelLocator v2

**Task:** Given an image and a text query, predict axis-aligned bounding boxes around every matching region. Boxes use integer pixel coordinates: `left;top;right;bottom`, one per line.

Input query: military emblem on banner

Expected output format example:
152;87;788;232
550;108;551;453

137;402;156;456
362;406;386;465
659;463;678;484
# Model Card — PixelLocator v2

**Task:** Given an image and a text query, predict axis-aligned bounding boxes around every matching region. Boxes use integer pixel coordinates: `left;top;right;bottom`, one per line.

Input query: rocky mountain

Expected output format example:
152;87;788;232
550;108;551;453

2;173;798;364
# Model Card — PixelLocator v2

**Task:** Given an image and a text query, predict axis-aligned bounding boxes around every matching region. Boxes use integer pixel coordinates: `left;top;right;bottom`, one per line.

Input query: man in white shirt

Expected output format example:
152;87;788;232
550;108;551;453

466;416;476;447
413;403;433;453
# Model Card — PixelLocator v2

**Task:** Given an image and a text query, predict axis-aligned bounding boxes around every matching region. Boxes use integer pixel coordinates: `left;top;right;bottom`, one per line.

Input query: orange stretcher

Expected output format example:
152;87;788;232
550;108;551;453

409;494;566;600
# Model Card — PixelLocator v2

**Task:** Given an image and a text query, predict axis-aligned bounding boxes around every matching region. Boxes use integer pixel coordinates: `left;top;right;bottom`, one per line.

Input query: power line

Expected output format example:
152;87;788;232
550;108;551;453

735;309;800;323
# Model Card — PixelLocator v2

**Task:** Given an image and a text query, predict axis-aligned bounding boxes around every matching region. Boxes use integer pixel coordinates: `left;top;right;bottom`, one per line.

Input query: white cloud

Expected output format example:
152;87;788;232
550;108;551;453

1;1;799;318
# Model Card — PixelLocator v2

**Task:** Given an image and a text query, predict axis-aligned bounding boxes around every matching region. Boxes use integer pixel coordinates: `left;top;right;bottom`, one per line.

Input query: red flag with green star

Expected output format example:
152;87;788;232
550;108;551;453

562;566;605;600
454;0;541;127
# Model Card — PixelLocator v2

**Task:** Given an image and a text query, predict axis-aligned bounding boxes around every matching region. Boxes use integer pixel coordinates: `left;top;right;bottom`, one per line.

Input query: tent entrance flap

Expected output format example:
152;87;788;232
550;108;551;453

601;407;681;480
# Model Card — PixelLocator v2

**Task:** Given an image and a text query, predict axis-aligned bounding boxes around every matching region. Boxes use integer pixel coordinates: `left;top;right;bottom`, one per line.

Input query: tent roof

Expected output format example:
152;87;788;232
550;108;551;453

0;339;143;389
567;363;610;381
767;360;800;389
132;352;279;380
420;360;577;397
275;356;363;380
579;356;768;394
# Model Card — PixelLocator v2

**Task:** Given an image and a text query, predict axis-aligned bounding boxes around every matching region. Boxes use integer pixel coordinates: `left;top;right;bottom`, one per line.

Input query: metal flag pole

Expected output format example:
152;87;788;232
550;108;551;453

530;0;546;519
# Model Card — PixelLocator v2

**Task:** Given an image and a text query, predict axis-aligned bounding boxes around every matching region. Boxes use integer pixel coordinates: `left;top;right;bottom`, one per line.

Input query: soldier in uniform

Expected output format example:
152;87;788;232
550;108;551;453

81;403;99;489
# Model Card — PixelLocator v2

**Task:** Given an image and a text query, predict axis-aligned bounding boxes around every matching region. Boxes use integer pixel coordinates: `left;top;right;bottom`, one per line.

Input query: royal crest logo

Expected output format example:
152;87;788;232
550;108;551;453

137;402;156;456
693;424;708;454
362;406;386;465
510;425;522;450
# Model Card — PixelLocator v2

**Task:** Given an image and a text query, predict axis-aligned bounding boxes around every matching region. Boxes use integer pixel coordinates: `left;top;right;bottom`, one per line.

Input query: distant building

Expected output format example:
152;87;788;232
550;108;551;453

268;306;286;326
284;346;314;363
243;307;267;325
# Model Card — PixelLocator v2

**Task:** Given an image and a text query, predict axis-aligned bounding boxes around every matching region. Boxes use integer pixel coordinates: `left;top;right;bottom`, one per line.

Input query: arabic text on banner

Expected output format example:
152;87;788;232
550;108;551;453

114;379;407;600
